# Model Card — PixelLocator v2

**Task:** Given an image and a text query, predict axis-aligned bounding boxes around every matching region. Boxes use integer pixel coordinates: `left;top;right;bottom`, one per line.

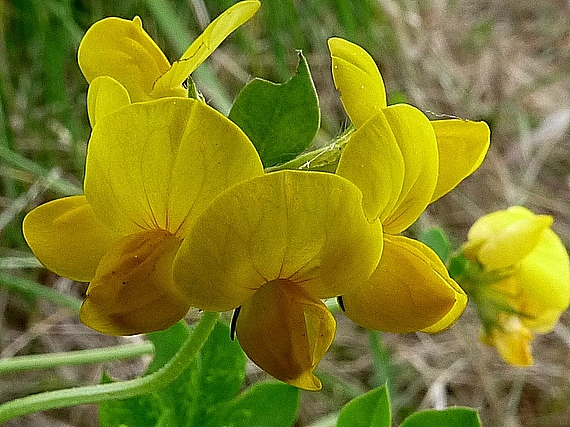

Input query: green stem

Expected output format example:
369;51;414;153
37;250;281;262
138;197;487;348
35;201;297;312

0;311;220;423
266;125;353;173
368;331;394;397
0;342;154;374
0;273;82;313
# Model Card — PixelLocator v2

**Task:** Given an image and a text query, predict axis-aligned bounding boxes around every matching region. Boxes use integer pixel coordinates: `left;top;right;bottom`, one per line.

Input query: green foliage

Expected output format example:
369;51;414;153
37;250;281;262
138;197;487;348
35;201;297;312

98;387;164;427
448;253;469;281
336;386;481;427
399;407;482;427
336;386;391;427
229;52;320;168
419;227;453;264
145;321;190;375
98;321;299;427
204;382;299;427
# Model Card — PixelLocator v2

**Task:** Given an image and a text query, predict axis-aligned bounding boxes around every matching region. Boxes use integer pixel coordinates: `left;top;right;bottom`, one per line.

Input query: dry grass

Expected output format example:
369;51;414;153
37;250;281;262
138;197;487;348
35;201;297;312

2;0;570;426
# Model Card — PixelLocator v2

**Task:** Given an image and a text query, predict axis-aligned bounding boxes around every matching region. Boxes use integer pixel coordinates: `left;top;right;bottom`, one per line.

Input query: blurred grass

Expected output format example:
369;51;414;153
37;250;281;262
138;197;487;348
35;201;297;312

1;0;570;426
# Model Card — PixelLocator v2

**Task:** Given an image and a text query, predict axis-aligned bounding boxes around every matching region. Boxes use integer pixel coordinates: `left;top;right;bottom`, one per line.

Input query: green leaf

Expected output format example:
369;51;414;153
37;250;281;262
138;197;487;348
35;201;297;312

98;321;299;427
399;407;481;427
194;320;247;412
229;51;320;168
146;321;190;375
152;321;246;425
99;321;247;427
419;227;452;264
336;386;391;427
98;321;190;427
206;382;300;427
97;377;169;427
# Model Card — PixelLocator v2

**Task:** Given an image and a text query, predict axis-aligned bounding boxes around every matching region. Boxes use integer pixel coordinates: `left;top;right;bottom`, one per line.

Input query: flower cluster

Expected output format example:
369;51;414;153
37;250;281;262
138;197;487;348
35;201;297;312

24;0;265;336
460;206;570;366
329;38;490;333
23;1;490;389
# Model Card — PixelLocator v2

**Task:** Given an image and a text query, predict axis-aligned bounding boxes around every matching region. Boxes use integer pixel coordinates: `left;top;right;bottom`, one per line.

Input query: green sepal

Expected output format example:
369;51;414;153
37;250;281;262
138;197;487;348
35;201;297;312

400;407;481;427
448;253;469;281
336;385;391;427
229;51;320;168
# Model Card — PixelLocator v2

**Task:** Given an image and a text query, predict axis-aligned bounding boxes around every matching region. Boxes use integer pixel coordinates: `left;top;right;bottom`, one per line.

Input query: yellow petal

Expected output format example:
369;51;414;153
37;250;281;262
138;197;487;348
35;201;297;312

235;279;335;390
382;104;439;234
465;207;570;337
173;170;383;312
78;16;172;102
430;119;490;202
22;196;122;282
516;226;570;332
481;316;534;366
336;111;405;222
465;206;532;246
478;214;553;270
341;235;466;333
80;229;189;335
328;37;387;128
87;76;131;127
151;1;260;98
420;274;468;334
84;98;263;237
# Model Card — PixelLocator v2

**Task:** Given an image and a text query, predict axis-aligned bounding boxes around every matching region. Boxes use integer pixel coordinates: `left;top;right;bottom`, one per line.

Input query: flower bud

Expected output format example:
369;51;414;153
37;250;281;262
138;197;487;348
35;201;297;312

462;206;570;365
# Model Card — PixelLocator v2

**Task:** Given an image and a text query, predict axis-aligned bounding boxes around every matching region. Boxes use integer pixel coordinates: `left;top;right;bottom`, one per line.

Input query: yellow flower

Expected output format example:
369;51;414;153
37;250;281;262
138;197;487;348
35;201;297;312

328;37;490;333
462;206;570;366
23;98;264;335
172;170;384;390
78;0;260;125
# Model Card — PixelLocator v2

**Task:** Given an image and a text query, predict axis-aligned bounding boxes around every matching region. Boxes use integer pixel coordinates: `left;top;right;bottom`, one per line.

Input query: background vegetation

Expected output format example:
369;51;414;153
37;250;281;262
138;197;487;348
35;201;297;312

1;0;570;425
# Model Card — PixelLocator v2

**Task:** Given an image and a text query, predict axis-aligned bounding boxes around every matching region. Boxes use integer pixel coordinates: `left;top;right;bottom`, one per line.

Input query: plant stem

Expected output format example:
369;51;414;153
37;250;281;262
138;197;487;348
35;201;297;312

0;273;82;313
368;331;394;397
0;311;220;423
0;342;154;374
266;125;353;173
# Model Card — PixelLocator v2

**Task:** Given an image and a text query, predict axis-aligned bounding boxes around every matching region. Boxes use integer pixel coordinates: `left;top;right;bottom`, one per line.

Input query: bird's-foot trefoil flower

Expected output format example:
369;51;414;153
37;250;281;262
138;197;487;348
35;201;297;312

172;170;384;390
459;206;570;366
23;98;264;335
328;37;491;333
78;0;260;125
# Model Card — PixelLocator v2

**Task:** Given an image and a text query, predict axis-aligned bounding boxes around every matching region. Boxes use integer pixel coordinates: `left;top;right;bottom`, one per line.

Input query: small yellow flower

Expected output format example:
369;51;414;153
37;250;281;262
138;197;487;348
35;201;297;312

78;0;260;124
328;38;490;333
172;171;384;390
23;98;264;335
462;206;570;366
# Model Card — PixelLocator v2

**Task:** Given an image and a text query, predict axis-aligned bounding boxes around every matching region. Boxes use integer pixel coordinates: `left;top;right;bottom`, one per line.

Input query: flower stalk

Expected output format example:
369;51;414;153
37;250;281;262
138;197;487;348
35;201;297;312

0;342;154;374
